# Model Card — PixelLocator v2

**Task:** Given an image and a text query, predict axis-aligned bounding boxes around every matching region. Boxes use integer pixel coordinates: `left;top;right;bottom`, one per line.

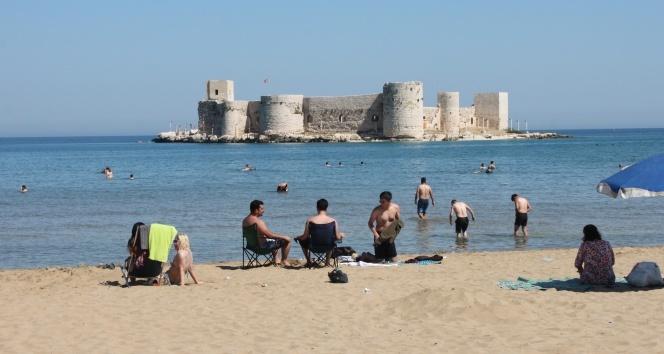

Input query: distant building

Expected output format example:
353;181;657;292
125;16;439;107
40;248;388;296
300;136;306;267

198;80;508;139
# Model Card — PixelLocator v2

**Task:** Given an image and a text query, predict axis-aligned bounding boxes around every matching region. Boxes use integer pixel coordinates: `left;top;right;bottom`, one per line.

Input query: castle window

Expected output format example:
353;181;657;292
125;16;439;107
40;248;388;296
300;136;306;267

470;118;473;125
371;114;379;122
307;115;313;123
338;115;344;123
215;89;219;95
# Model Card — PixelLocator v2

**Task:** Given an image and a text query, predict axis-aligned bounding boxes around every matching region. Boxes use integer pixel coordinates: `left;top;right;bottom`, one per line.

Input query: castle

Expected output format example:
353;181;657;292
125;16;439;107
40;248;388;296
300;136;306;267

197;80;508;140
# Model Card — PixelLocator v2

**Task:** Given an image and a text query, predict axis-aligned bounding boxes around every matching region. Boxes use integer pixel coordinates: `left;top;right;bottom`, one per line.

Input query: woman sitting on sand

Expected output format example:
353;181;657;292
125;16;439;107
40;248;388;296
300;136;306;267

166;233;200;286
574;224;615;285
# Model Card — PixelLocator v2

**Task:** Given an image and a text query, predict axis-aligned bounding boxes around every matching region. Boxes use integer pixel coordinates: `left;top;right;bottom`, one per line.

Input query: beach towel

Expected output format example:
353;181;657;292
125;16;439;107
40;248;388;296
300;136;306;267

344;261;398;267
148;223;177;263
139;224;150;251
378;219;404;244
498;277;631;292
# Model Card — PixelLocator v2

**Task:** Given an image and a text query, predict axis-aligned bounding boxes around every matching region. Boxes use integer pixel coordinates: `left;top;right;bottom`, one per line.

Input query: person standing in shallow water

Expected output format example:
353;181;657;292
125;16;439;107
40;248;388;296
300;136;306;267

414;177;435;219
511;193;532;237
449;199;475;240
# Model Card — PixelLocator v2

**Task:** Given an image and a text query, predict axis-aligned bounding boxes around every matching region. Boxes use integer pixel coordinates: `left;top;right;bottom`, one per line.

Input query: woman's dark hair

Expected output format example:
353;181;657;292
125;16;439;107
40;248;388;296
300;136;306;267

316;198;328;211
583;224;602;241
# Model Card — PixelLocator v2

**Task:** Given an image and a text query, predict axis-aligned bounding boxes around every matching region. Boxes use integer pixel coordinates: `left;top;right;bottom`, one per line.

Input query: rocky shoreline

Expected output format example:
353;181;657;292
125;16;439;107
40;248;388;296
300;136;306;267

152;131;570;144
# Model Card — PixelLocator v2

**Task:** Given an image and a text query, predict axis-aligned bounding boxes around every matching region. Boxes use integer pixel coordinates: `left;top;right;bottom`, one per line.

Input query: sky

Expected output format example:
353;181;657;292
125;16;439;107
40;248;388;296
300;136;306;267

0;0;662;137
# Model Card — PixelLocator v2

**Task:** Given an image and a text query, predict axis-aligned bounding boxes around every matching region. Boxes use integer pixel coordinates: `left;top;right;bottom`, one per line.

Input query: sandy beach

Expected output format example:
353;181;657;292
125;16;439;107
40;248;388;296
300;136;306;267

2;246;664;353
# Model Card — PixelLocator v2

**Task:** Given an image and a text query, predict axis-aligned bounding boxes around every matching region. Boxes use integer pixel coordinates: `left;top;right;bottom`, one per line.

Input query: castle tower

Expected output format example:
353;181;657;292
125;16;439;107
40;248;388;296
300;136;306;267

474;92;509;131
206;80;234;101
220;101;249;137
438;92;460;137
382;81;424;138
259;95;304;135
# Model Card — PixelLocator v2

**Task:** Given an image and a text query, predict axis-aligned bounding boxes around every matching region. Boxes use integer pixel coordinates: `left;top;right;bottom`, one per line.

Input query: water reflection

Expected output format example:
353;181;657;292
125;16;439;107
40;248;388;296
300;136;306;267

455;237;469;250
514;236;528;249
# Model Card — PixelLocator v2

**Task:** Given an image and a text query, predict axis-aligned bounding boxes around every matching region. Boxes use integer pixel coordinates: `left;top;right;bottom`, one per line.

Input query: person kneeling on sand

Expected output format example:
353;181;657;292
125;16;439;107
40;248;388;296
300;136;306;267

368;191;402;262
165;233;200;286
242;200;292;266
295;198;345;267
574;224;615;285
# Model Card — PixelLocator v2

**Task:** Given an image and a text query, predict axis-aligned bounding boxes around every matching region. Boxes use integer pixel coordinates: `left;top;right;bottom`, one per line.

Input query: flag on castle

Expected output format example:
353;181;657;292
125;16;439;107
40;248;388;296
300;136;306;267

263;78;270;84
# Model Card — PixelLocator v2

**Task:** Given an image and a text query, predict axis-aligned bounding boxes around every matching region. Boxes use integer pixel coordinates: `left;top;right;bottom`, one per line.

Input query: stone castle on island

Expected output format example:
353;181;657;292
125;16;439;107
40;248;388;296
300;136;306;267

195;80;509;142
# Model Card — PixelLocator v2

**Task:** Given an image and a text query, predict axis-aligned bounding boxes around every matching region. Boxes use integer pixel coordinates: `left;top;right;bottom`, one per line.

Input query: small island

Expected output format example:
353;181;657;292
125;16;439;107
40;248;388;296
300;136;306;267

154;80;568;143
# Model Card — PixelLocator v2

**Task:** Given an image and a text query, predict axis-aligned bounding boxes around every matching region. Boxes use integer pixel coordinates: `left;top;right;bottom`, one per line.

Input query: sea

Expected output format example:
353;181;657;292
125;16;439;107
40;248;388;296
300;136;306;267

1;129;663;269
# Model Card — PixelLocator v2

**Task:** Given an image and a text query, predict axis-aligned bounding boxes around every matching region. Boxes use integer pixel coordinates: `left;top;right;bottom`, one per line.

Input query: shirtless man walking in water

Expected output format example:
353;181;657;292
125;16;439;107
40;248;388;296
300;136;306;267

449;199;476;240
414;177;435;219
511;193;533;237
368;191;401;262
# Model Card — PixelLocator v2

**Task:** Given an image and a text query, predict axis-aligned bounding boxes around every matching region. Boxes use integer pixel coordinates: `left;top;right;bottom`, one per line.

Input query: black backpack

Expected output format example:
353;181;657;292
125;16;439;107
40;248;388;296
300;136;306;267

328;269;349;283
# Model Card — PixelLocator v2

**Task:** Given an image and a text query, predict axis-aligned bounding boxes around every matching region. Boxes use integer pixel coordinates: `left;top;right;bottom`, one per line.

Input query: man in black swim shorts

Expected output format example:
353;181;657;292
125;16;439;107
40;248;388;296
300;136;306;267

511;193;533;237
449;199;475;239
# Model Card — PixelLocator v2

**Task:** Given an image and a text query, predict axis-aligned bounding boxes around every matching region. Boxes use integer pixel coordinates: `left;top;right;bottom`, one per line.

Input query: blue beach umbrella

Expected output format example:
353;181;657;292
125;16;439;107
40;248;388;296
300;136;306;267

596;154;664;199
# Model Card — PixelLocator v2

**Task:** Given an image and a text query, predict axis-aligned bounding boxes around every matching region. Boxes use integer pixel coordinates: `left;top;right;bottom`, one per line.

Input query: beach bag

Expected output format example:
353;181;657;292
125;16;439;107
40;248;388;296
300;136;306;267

328;269;348;283
332;246;356;258
626;262;664;287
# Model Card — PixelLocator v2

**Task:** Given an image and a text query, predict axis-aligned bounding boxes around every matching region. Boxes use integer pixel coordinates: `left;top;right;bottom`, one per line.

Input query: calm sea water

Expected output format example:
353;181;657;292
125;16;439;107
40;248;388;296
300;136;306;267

1;129;663;268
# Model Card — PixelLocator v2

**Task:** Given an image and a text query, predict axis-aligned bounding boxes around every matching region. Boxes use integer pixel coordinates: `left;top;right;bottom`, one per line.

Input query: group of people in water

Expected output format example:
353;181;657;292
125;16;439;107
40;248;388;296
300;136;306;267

478;161;497;174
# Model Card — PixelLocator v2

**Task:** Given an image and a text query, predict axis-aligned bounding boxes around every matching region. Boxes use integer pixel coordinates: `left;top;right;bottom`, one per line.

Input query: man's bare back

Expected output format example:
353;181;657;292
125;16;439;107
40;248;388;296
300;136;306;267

417;184;433;200
514;196;531;213
451;202;471;218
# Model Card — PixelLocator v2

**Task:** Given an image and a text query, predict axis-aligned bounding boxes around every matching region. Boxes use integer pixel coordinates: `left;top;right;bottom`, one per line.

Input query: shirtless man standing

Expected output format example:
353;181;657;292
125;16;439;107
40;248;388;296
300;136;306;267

368;191;401;262
414;177;435;219
511;193;533;237
242;200;292;266
166;233;200;286
449;199;476;239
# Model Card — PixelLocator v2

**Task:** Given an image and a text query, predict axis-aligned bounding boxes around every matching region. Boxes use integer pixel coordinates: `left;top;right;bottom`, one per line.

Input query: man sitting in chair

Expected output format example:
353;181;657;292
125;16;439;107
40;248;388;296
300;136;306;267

295;199;345;267
242;200;293;266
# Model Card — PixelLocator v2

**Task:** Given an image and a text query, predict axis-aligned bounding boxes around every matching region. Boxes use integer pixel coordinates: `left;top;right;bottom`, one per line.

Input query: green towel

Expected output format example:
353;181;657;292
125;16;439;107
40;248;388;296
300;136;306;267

148;223;177;262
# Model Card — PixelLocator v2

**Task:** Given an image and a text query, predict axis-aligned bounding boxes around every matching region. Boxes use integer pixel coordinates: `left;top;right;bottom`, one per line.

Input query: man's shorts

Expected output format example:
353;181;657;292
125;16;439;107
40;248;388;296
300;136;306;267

417;199;430;214
261;239;283;250
514;212;528;227
455;217;469;233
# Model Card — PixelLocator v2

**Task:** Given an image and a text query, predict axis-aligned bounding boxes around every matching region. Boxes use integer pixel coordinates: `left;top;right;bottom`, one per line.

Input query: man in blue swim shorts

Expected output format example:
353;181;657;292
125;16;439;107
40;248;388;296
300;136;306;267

414;177;435;219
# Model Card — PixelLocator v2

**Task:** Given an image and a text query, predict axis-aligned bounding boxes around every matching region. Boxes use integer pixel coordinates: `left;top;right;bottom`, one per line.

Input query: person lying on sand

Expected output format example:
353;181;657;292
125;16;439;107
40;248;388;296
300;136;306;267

165;233;200;286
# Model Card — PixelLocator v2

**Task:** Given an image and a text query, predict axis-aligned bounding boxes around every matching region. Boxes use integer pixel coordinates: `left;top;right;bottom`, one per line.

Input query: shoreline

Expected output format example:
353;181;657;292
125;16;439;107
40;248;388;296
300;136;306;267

2;245;663;353
152;130;569;143
3;243;661;271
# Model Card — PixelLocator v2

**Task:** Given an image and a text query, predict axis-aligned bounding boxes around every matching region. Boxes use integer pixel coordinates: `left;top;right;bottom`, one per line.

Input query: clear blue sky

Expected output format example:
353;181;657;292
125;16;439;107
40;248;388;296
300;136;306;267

1;0;662;137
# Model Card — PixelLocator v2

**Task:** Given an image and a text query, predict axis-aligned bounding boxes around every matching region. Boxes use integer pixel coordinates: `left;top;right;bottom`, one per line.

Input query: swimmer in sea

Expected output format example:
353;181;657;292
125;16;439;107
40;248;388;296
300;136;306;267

325;161;331;167
20;184;28;193
129;174;134;180
479;163;487;172
277;182;288;192
104;167;113;179
338;161;343;167
486;161;496;174
242;164;254;172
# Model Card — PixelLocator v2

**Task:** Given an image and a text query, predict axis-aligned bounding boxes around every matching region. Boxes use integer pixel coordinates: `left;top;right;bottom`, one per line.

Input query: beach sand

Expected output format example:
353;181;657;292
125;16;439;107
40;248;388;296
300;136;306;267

2;246;664;353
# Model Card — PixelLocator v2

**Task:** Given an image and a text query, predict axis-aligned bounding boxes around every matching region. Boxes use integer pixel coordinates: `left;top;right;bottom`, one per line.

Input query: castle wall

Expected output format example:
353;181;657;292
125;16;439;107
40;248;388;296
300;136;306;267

259;95;304;135
382;82;424;138
474;92;508;131
247;101;261;133
197;100;223;135
459;106;475;131
438;92;460;137
206;80;234;101
423;107;439;130
220;100;249;137
303;94;383;135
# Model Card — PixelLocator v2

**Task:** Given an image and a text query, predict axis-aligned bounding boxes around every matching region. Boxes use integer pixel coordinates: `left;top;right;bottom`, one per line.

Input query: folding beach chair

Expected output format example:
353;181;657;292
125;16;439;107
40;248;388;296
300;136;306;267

121;222;177;286
242;224;277;268
307;221;340;268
